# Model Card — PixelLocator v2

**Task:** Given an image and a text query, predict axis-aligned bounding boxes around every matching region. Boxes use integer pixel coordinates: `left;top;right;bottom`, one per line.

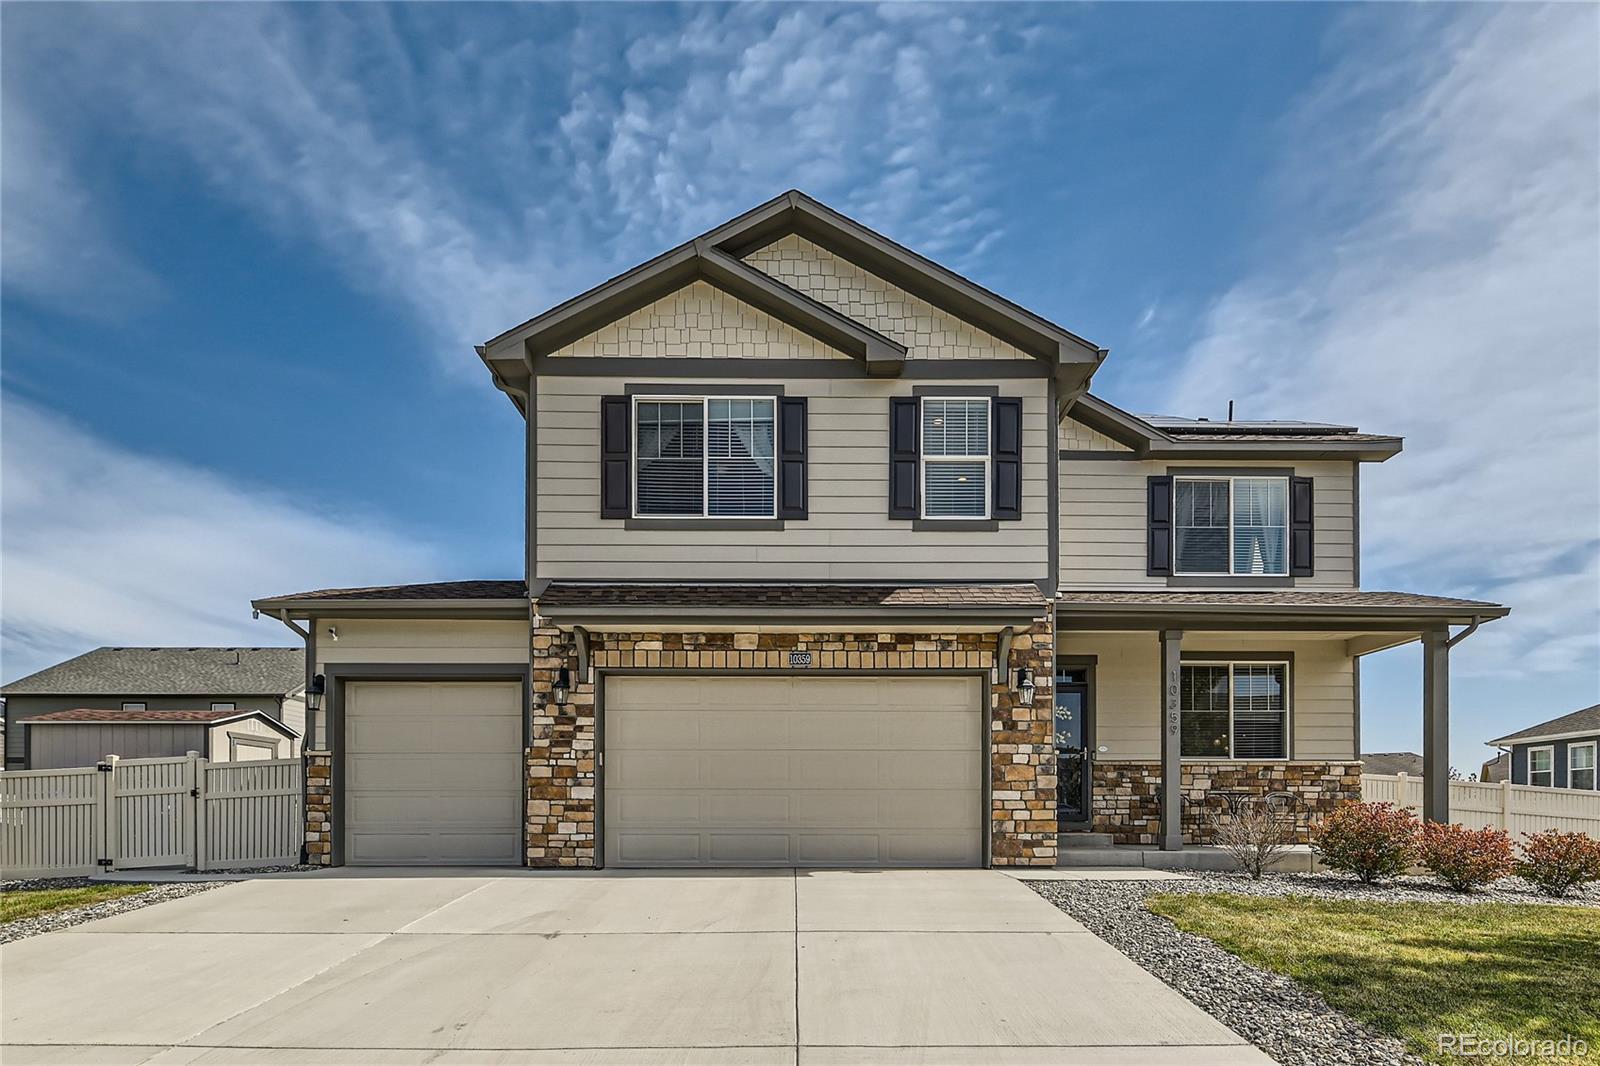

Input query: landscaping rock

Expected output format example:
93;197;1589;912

1;879;223;944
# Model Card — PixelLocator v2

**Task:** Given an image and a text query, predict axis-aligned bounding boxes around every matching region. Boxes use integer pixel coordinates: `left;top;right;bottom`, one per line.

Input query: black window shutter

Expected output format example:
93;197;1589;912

1147;475;1173;576
992;397;1023;520
888;397;920;519
777;397;808;520
1290;476;1315;576
600;396;631;519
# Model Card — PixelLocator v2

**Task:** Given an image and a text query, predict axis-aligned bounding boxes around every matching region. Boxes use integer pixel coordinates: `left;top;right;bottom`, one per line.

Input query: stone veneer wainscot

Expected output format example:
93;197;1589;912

304;750;333;864
527;619;1059;868
1091;761;1362;845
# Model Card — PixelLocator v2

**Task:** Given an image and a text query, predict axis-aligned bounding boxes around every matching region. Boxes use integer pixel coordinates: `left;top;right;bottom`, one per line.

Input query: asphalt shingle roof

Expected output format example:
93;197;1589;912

27;708;267;724
1490;704;1600;745
537;582;1048;610
255;580;526;603
1055;590;1501;610
2;647;304;697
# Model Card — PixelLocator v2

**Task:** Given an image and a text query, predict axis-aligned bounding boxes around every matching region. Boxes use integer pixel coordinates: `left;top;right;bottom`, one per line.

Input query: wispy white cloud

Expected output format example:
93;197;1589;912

0;399;440;682
6;5;1063;363
1163;5;1600;677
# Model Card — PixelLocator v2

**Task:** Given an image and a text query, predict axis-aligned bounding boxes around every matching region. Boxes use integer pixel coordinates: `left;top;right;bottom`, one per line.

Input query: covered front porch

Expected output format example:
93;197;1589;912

1052;590;1508;852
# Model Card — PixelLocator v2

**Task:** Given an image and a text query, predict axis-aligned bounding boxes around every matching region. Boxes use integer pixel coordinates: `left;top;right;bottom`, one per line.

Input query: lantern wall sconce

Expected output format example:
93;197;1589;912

552;667;572;707
1015;666;1036;705
306;673;326;712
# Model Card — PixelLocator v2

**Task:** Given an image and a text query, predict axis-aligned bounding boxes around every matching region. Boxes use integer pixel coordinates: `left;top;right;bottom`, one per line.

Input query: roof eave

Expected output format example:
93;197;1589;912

1056;602;1509;630
533;605;1045;629
249;597;529;619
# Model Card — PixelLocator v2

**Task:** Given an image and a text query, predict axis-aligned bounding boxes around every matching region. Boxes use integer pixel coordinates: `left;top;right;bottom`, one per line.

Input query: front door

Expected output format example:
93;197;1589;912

1054;666;1093;826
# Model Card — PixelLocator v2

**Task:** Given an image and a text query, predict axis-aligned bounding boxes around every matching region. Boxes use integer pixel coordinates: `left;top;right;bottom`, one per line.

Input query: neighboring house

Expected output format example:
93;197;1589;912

1480;751;1511;784
1361;752;1424;777
22;708;299;770
1487;704;1600;791
2;647;306;770
253;190;1507;869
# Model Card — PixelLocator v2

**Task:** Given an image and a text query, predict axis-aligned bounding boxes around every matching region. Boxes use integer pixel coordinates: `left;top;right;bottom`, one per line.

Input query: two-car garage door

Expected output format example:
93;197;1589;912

604;675;984;867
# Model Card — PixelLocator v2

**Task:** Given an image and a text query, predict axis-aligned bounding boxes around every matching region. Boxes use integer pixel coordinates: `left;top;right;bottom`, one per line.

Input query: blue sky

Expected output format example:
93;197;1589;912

3;3;1596;772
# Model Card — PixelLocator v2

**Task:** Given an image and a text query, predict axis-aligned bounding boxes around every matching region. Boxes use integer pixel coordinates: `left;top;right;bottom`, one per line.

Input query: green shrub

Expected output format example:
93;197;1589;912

1418;822;1515;891
1516;830;1600;898
1311;801;1418;883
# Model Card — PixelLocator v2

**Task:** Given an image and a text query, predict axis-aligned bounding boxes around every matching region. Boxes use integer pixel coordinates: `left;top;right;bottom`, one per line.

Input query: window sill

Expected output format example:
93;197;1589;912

913;519;999;532
625;518;785;531
1166;575;1295;588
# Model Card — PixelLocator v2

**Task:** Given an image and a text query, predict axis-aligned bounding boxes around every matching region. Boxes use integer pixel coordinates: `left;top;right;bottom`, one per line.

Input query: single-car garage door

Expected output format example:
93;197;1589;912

604;675;984;867
345;680;522;865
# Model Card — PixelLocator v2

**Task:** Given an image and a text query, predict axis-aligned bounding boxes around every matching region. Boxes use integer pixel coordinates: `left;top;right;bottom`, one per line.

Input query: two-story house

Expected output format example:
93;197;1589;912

254;191;1507;869
1487;704;1599;791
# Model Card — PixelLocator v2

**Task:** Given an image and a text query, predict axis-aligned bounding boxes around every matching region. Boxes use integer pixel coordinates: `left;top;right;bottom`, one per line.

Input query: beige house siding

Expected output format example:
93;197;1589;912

535;374;1051;580
309;618;531;749
1059;458;1357;588
743;235;1034;361
1059;417;1133;452
1059;630;1357;762
546;280;851;361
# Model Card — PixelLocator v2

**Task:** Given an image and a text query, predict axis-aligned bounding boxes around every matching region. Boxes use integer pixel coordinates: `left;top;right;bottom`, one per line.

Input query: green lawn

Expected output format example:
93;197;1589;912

1;883;150;923
1147;893;1599;1065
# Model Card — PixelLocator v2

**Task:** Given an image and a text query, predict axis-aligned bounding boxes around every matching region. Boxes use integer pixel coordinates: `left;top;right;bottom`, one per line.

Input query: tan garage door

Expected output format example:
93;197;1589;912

345;680;522;865
604;675;984;868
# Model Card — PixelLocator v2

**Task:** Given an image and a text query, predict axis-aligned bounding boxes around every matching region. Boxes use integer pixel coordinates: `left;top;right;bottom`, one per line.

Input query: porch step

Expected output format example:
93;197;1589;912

1055;845;1318;873
1057;832;1117;848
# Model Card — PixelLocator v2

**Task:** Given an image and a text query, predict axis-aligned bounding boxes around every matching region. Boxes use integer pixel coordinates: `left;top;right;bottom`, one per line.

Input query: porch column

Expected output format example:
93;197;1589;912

1421;627;1450;823
1158;628;1184;851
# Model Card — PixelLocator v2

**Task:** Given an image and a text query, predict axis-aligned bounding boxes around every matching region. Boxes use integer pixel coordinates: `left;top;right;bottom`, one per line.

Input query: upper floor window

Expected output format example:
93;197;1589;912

1180;660;1288;759
921;398;989;519
121;701;146;712
1527;745;1554;787
1174;476;1289;576
634;397;775;518
211;702;236;712
1568;742;1595;791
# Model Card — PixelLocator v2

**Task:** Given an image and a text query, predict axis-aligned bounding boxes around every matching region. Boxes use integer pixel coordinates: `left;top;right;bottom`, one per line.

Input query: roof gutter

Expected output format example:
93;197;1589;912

249;598;529;619
535;606;1044;630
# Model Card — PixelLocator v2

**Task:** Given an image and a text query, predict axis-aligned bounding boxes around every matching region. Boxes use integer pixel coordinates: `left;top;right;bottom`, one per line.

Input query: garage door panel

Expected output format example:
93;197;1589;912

345;681;522;866
604;675;983;868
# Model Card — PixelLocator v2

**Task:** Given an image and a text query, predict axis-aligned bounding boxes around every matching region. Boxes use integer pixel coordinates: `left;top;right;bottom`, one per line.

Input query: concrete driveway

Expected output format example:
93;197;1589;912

1;868;1270;1065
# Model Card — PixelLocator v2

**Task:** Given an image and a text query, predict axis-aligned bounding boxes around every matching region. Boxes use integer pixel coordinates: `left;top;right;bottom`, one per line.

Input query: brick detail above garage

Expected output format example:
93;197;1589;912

526;617;1058;868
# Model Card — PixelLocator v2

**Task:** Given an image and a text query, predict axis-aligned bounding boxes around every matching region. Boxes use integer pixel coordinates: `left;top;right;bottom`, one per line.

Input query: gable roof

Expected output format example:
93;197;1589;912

252;579;527;618
1488;703;1600;747
1066;394;1404;462
2;647;303;697
478;190;1105;408
25;706;300;735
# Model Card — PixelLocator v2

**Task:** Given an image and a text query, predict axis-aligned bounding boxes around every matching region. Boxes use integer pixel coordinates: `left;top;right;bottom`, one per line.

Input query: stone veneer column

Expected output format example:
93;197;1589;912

524;619;1060;869
304;751;332;865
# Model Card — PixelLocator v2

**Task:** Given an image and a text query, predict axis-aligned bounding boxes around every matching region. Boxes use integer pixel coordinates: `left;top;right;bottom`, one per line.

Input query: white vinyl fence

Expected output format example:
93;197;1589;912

1363;773;1600;838
2;753;302;878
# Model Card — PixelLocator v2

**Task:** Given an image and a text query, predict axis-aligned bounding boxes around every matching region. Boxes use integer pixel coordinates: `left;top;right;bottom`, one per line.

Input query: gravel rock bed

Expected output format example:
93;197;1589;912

1171;869;1597;908
1;879;225;944
1030;875;1426;1066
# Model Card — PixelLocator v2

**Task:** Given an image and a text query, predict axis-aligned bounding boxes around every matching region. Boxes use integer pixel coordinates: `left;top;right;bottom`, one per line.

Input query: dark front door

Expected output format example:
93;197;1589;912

1055;666;1093;825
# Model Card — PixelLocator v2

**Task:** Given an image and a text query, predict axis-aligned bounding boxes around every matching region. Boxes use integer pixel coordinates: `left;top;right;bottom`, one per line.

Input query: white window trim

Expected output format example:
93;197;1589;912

630;394;777;520
1527;744;1555;787
1173;475;1291;577
1179;658;1292;762
121;701;146;712
210;702;236;712
1567;741;1597;791
919;396;992;521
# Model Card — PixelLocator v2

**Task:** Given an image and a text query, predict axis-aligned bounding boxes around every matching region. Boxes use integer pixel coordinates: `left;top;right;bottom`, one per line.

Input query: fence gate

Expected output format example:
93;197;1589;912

2;753;302;876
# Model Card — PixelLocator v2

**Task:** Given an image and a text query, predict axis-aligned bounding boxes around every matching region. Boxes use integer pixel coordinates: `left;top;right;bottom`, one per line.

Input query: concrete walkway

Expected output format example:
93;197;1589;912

1;868;1271;1065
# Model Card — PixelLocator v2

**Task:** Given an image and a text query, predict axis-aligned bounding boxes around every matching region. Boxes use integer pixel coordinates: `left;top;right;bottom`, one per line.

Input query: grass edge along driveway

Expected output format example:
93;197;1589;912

1;883;150;923
1146;892;1598;1066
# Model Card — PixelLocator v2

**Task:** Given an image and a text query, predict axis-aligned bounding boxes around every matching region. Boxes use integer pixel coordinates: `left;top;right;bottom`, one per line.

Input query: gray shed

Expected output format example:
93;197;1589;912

22;708;300;770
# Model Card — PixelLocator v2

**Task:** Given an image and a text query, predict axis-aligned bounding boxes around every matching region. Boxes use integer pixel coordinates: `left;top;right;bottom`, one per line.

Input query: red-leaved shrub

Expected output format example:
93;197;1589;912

1516;830;1600;898
1418;822;1515;891
1311;801;1418;883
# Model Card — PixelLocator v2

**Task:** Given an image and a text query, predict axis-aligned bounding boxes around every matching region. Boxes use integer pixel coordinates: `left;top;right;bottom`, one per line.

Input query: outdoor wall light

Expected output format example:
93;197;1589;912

1016;666;1036;705
306;673;326;712
553;667;572;707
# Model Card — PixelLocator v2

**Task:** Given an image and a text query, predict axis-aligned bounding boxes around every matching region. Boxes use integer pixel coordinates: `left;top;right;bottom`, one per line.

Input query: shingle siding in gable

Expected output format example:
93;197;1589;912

1059;417;1134;452
742;234;1034;361
546;280;853;360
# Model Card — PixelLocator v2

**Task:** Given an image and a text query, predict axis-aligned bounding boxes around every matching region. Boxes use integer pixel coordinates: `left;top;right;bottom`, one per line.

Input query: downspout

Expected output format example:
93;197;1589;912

1445;615;1484;649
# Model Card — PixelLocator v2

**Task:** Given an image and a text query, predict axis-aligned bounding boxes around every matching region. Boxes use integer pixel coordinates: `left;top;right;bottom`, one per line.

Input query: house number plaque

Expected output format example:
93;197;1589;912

789;651;814;667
